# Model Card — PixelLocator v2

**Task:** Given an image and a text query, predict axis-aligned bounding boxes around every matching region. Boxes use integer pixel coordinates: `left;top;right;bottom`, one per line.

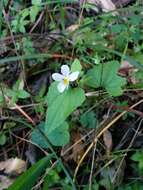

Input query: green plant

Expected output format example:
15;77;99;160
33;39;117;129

118;182;143;190
131;151;143;172
11;1;41;33
0;132;6;145
84;61;127;96
1;1;143;189
31;58;127;147
4;79;30;104
7;156;52;190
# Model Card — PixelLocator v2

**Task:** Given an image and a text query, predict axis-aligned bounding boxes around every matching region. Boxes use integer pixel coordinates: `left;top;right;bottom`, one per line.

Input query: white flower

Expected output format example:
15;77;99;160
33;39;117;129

52;65;79;93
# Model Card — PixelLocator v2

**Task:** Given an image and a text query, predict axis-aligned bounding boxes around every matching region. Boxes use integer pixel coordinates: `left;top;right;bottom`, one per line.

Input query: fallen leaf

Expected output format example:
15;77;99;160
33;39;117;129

120;60;133;69
72;131;85;164
61;130;85;164
0;158;27;175
119;60;138;84
66;24;79;32
98;0;116;12
80;0;116;13
0;175;14;190
103;130;112;154
119;60;134;76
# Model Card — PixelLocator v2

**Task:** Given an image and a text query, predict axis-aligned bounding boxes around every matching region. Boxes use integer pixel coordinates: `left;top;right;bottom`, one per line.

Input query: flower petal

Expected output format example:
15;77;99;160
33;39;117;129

69;71;79;81
52;73;63;81
57;82;67;93
61;65;70;76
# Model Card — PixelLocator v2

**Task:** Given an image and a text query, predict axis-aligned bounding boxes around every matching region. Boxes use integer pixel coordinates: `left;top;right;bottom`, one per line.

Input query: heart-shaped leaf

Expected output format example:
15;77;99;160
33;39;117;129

45;85;85;134
85;61;126;96
31;122;70;147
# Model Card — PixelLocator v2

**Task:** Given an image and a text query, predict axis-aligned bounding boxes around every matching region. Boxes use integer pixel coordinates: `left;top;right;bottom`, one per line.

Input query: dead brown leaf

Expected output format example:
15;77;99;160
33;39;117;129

72;131;85;164
0;158;26;190
80;0;116;13
103;130;113;154
61;130;85;164
98;0;116;12
0;157;27;175
66;24;79;32
0;175;14;190
119;60;138;84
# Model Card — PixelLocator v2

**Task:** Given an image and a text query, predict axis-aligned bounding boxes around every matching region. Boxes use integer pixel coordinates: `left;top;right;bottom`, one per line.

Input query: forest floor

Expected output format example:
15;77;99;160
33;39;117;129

0;0;143;190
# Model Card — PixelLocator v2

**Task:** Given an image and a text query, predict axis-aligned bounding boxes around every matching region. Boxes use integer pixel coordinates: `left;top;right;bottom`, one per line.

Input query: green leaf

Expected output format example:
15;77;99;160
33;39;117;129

71;59;82;72
7;156;51;190
85;61;126;96
46;82;60;106
134;71;143;85
30;6;40;22
118;183;143;190
13;79;24;91
133;52;143;64
6;89;16;97
80;111;97;128
84;180;99;190
43;169;60;189
131;151;143;170
0;133;6;145
111;24;126;33
48;121;70;146
32;0;41;5
31;122;49;149
19;25;26;33
0;94;4;104
45;86;85;134
21;9;29;19
31;122;70;147
18;90;30;99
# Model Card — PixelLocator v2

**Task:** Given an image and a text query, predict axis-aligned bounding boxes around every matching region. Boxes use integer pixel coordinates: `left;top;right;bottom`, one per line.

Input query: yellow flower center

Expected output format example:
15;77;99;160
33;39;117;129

63;78;69;85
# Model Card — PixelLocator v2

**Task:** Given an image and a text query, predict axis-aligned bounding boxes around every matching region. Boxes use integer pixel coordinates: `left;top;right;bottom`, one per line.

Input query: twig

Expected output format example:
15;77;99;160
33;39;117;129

5;96;35;125
89;140;97;190
30;11;44;33
73;99;143;181
112;118;143;183
11;132;48;156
